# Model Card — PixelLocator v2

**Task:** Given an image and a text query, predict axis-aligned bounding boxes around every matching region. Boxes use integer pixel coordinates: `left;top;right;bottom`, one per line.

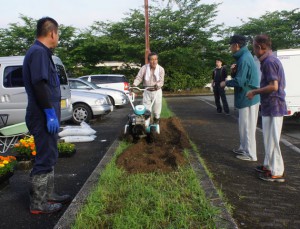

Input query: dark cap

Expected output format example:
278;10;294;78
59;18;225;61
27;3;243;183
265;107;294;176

229;35;247;47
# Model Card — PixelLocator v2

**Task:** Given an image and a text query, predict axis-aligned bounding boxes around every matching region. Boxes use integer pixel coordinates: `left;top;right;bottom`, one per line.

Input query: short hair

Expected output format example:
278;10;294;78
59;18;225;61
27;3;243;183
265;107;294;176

148;52;158;61
36;17;58;38
253;34;272;50
216;59;223;63
229;35;247;47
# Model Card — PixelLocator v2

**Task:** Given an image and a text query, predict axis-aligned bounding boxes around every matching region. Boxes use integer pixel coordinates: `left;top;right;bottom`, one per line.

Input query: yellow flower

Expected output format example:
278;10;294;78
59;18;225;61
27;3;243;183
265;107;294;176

0;164;4;167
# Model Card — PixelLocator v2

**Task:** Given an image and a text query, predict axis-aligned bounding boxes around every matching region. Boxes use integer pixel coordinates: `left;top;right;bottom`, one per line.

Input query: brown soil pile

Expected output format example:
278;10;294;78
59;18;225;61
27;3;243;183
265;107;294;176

117;117;191;174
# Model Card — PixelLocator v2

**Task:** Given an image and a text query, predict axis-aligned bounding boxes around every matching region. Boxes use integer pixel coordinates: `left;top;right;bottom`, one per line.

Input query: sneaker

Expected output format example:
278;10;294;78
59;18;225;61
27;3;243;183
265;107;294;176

255;165;270;173
225;112;230;116
216;111;222;114
232;149;245;155
259;172;285;183
236;154;254;161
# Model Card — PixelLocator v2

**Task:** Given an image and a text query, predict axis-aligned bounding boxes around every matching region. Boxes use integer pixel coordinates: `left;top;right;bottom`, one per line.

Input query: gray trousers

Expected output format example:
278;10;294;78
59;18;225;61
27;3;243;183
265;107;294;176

142;89;162;119
238;103;259;161
262;116;284;176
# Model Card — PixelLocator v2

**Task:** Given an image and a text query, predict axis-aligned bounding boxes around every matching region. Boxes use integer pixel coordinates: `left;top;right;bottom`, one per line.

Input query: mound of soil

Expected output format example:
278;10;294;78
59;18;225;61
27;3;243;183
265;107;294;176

117;117;191;174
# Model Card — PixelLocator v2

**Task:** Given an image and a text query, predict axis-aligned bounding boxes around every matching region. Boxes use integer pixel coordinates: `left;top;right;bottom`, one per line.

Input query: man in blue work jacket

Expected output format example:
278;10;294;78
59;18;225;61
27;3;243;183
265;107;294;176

221;35;260;162
23;17;71;214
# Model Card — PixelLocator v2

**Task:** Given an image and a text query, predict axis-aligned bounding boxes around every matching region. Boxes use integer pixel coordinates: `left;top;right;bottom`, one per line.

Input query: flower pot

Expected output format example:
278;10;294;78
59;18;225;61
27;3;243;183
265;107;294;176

16;160;33;170
15;154;34;161
15;155;34;170
0;171;14;189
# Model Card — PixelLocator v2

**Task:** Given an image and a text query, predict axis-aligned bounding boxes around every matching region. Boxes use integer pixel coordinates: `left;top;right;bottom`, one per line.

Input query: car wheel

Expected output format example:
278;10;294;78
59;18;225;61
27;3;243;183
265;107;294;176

108;96;115;106
72;103;93;124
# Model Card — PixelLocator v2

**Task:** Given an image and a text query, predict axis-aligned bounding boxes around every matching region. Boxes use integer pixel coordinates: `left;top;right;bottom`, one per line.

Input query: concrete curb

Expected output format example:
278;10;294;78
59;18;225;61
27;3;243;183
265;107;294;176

189;150;239;229
54;140;120;229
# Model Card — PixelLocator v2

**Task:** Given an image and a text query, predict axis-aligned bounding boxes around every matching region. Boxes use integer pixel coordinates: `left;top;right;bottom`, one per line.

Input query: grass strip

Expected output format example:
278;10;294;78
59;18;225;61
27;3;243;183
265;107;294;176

72;98;219;229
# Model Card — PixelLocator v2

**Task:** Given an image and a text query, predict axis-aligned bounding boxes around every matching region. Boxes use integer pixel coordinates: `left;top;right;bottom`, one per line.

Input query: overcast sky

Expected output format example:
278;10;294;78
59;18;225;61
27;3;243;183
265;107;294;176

0;0;299;29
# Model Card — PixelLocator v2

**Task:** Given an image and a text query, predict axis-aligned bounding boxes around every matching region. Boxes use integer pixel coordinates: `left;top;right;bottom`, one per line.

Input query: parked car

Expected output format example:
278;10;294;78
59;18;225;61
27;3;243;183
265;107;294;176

79;74;135;101
70;90;113;124
0;56;73;125
68;78;128;106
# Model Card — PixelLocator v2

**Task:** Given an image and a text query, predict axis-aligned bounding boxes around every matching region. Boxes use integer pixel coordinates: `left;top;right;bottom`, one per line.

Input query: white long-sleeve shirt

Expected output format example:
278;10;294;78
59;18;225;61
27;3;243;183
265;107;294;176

133;64;165;89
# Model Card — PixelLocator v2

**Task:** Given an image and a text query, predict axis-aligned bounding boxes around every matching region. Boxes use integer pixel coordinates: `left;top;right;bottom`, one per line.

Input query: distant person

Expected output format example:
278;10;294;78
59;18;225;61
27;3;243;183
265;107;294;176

133;52;165;124
220;35;260;161
211;59;229;115
23;17;71;214
247;34;287;182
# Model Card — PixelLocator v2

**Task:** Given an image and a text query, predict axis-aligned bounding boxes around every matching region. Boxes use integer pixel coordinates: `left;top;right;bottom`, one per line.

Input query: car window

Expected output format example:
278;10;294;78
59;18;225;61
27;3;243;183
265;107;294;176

3;66;24;88
107;76;128;83
70;81;90;89
55;64;68;85
3;64;68;88
91;76;108;84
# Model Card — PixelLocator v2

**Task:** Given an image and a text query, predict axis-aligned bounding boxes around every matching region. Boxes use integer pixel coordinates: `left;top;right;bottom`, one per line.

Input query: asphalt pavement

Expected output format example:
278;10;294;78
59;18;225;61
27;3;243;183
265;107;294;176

167;95;300;229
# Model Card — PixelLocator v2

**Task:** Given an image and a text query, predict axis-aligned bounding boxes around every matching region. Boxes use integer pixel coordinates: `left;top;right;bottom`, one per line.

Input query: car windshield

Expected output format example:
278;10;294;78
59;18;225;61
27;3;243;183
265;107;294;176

70;79;101;90
81;80;100;89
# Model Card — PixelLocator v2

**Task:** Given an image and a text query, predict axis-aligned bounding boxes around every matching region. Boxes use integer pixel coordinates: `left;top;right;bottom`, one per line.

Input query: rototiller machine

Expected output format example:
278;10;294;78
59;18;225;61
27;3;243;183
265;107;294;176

124;87;160;143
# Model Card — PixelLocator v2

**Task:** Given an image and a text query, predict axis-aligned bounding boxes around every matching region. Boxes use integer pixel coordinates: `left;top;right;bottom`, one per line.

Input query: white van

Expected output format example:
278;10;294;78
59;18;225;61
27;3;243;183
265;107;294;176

275;49;300;116
0;56;73;125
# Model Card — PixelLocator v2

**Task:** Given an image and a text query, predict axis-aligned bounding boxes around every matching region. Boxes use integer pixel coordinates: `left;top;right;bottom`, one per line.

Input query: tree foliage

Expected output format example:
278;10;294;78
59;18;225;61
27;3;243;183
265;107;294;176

0;6;299;91
229;9;300;50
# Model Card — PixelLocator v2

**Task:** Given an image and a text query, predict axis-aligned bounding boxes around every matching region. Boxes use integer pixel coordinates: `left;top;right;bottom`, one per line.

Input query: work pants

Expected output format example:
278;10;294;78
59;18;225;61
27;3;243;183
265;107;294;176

238;103;259;161
143;89;162;119
213;85;229;113
26;103;59;176
262;116;284;176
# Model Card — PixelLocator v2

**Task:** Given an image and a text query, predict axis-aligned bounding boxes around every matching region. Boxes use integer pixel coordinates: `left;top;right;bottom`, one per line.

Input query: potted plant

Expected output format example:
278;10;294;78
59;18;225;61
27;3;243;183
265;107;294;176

57;142;76;157
13;135;36;161
0;156;17;186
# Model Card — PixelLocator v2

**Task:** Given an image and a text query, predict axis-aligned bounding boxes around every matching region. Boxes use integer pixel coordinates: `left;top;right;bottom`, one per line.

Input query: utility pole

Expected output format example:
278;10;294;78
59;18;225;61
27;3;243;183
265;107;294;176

144;0;150;64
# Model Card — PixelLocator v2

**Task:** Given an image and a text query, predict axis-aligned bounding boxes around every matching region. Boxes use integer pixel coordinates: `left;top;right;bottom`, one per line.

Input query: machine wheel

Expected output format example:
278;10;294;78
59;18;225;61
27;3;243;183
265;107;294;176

148;126;157;143
72;103;93;124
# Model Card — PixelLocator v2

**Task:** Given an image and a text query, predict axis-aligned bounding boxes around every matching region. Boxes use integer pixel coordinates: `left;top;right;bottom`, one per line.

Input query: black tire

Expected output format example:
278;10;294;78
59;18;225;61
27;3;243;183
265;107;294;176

108;96;115;106
148;126;156;143
72;103;93;124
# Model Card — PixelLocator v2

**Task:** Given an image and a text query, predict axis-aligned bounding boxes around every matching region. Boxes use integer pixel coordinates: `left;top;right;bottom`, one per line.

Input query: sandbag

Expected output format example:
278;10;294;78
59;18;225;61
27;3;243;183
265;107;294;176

58;128;96;137
60;135;97;143
59;122;96;137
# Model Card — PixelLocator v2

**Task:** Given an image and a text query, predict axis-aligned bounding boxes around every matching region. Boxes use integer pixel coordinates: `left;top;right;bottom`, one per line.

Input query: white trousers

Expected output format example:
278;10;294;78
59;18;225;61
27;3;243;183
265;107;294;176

238;103;259;161
262;116;284;176
143;89;162;119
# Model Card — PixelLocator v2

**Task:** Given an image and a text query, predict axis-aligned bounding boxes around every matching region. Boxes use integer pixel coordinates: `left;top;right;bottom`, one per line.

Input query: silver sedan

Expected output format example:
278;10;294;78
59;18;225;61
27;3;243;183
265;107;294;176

70;90;113;124
68;78;128;106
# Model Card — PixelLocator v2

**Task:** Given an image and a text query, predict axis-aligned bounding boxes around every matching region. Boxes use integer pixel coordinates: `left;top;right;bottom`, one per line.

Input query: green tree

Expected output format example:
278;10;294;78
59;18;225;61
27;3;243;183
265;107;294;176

78;0;221;90
0;15;77;71
229;9;300;50
0;15;35;56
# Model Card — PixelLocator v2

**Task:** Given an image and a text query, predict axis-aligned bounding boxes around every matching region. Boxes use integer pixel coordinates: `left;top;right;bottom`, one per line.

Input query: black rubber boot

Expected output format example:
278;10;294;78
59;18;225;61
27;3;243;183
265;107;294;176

47;170;72;204
30;173;62;214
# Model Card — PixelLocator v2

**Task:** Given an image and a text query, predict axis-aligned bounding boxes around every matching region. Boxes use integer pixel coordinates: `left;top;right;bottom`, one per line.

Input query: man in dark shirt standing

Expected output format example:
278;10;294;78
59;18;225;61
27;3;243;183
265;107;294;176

211;59;229;115
23;17;71;214
247;34;287;182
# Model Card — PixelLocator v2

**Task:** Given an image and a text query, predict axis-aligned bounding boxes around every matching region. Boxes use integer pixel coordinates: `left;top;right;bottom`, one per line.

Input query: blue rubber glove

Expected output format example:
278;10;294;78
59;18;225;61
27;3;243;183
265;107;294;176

44;108;59;134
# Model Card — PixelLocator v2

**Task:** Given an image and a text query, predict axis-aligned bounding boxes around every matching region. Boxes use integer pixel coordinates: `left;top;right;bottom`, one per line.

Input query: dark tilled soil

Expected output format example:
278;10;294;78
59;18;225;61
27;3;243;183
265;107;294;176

117;117;190;173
